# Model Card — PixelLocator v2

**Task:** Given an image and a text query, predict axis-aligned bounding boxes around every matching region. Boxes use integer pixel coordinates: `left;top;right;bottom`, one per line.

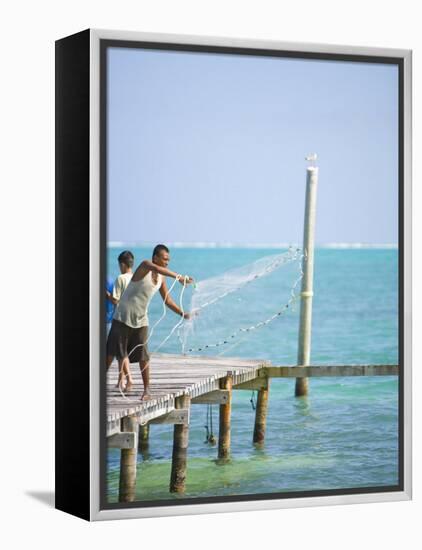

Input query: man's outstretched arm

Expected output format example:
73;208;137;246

136;260;193;284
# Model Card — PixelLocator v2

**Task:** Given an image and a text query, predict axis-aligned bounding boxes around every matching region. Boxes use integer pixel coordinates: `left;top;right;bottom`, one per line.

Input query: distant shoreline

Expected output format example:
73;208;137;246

108;242;398;250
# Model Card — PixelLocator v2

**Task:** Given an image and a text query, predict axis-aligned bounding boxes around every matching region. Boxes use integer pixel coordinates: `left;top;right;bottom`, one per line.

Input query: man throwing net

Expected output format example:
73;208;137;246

106;244;194;400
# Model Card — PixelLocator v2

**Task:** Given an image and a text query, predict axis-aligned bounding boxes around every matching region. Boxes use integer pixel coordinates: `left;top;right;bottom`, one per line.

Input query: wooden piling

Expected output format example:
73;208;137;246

296;165;318;397
138;422;150;452
118;414;138;502
253;379;270;445
169;394;191;493
218;375;232;461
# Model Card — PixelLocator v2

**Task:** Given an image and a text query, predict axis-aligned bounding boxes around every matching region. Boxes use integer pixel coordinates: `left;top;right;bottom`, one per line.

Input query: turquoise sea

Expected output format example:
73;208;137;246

106;246;399;502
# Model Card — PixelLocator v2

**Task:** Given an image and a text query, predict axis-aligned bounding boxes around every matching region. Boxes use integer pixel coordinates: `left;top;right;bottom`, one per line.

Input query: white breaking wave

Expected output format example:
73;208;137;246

320;243;398;249
108;241;398;250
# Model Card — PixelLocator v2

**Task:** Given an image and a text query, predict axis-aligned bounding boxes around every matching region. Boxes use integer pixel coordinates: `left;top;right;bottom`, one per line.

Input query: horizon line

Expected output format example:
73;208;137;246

108;241;398;250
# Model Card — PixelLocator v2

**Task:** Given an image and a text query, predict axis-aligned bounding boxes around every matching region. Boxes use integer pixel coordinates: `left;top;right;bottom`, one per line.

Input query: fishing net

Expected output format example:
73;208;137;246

169;247;304;356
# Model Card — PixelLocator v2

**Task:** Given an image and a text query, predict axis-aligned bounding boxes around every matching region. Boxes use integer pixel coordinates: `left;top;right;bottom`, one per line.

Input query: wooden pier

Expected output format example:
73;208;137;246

107;352;398;501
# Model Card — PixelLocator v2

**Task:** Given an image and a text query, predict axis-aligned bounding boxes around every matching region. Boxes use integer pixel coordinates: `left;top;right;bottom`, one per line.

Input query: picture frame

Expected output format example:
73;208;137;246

55;28;412;521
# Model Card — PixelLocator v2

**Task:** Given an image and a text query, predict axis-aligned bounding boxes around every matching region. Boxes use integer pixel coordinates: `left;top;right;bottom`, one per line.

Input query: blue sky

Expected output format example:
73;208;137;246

107;47;398;245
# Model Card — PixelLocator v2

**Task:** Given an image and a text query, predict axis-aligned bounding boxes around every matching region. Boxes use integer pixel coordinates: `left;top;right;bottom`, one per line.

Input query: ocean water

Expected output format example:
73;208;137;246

106;246;399;502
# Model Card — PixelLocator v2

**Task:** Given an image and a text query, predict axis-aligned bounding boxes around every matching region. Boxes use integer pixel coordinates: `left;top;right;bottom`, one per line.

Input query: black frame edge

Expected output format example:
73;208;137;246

55;28;91;521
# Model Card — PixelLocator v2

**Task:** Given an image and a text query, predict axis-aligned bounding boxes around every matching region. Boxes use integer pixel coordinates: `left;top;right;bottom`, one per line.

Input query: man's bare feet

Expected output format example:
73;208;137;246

140;390;153;401
116;376;125;390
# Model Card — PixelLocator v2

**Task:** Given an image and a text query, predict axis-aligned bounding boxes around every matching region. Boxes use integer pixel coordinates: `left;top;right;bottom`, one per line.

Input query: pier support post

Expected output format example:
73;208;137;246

138;422;150;452
218;375;233;461
296;164;318;397
119;414;138;502
170;394;191;493
253;379;270;445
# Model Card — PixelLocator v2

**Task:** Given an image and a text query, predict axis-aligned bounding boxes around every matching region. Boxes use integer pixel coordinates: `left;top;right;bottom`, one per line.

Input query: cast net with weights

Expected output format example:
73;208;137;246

150;246;304;357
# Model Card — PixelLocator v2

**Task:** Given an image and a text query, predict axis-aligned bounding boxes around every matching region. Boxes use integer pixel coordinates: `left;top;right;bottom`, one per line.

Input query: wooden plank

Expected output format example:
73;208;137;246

191;390;230;404
149;408;190;425
134;404;176;425
108;432;138;449
152;352;268;365
263;365;399;378
107;418;122;437
233;377;268;391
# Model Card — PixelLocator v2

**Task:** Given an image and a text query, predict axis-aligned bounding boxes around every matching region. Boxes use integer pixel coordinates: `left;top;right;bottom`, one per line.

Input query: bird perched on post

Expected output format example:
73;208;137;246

305;153;317;168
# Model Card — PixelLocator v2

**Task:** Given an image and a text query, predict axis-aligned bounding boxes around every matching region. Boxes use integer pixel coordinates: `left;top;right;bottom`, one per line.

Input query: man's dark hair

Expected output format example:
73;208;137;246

117;250;134;268
152;244;169;259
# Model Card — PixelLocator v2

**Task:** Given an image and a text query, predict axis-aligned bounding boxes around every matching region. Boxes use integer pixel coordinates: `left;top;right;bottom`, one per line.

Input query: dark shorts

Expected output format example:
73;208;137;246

106;320;150;363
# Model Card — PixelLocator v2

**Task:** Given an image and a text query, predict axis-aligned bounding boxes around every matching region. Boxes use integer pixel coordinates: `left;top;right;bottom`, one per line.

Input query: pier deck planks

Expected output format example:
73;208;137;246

107;353;267;435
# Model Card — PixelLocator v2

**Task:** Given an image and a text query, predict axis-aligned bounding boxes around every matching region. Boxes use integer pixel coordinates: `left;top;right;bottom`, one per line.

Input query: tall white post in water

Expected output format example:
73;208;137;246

295;159;319;397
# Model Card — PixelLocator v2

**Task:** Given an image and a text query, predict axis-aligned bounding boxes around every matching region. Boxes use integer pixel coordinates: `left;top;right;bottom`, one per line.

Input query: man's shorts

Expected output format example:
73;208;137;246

106;319;150;363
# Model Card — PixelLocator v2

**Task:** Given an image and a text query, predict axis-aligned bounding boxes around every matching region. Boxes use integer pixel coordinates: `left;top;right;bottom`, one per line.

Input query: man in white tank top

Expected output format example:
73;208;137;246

106;244;194;400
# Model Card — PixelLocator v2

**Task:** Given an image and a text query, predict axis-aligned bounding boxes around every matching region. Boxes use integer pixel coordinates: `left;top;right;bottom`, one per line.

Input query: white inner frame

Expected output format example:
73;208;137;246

89;28;412;521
